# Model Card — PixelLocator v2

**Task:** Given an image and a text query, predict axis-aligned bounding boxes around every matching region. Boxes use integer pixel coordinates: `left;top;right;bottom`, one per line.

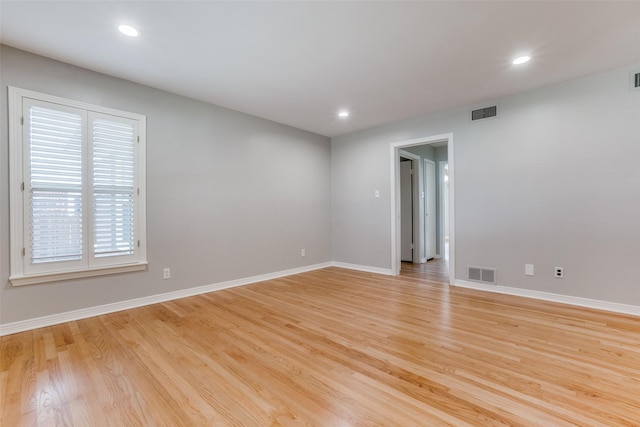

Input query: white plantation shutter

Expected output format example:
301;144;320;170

27;103;85;268
91;115;137;260
9;87;147;285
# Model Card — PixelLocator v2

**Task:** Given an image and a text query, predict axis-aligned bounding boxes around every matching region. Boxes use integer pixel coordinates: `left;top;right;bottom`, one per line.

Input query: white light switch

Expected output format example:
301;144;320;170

525;264;534;276
374;190;380;198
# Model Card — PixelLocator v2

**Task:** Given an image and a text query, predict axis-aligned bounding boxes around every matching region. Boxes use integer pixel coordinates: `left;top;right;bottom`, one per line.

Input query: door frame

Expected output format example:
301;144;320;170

398;150;422;263
424;158;436;261
390;133;455;283
438;160;449;260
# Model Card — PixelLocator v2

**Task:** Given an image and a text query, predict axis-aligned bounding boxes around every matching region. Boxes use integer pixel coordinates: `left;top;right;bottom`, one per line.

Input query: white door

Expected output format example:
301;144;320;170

425;159;436;260
400;159;413;262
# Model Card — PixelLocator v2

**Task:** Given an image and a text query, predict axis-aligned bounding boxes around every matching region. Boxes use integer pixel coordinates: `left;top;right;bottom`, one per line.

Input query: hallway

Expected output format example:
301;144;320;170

400;258;449;284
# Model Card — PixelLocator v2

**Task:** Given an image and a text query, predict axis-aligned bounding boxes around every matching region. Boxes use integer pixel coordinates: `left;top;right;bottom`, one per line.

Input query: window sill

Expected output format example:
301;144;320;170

9;262;148;286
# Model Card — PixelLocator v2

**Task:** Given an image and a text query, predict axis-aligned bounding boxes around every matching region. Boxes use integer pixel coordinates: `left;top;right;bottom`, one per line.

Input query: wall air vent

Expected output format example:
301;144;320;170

630;71;640;91
468;266;497;284
471;105;498;122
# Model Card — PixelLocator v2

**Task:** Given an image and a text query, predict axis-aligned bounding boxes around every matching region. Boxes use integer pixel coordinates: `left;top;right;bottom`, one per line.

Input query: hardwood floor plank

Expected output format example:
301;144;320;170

3;266;640;425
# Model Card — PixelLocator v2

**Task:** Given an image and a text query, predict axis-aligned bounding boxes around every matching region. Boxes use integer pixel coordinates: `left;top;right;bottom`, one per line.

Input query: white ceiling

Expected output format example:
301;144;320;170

2;1;640;137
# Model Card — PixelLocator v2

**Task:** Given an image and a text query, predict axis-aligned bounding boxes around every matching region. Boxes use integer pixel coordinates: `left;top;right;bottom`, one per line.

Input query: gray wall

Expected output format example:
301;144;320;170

2;45;639;325
404;144;435;161
0;46;332;325
332;62;640;305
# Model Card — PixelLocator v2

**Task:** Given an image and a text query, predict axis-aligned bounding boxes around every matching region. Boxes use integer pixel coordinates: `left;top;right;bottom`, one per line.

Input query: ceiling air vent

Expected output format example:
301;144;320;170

468;266;497;285
471;105;498;122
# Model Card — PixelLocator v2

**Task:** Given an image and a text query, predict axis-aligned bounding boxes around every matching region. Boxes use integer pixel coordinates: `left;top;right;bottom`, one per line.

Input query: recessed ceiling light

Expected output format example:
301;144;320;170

338;111;350;118
512;55;531;65
118;24;140;37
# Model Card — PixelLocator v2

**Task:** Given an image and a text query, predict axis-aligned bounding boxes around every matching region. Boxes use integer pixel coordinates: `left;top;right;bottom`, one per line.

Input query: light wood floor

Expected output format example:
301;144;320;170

401;258;449;283
2;267;640;426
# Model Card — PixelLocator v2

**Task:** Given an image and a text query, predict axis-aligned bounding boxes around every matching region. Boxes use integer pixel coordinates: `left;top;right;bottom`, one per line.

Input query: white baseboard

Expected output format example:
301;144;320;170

454;279;640;317
330;261;394;276
6;263;636;336
0;262;332;336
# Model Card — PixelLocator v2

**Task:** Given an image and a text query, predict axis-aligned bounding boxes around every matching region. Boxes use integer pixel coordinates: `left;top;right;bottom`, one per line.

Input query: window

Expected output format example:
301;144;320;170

8;87;147;286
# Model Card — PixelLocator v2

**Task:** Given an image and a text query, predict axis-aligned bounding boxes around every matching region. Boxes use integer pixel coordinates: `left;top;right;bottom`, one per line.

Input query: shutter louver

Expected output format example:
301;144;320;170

92;118;136;258
29;106;84;263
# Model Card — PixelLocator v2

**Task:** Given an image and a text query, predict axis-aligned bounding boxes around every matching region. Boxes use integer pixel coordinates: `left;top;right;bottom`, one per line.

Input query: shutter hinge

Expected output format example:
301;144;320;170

22;248;26;256
137;136;140;143
21;182;25;192
137;240;140;248
21;117;24;125
137;188;140;195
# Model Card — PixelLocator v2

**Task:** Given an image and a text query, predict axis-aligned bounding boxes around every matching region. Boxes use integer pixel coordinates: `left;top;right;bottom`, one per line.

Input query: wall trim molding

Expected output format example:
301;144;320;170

330;262;394;276
0;262;332;336
454;279;640;317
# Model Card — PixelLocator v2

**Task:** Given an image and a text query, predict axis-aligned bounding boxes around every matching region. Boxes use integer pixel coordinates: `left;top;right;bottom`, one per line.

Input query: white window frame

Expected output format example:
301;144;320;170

8;87;147;286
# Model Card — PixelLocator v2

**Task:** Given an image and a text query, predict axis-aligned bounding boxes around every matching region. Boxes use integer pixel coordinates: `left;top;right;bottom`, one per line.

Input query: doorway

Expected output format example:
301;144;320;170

390;133;455;284
399;151;420;263
424;159;436;261
400;157;414;262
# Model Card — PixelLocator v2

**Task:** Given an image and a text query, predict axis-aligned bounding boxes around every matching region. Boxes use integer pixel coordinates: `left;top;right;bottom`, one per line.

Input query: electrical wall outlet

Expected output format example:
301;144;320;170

301;249;306;257
163;268;171;279
554;267;564;279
